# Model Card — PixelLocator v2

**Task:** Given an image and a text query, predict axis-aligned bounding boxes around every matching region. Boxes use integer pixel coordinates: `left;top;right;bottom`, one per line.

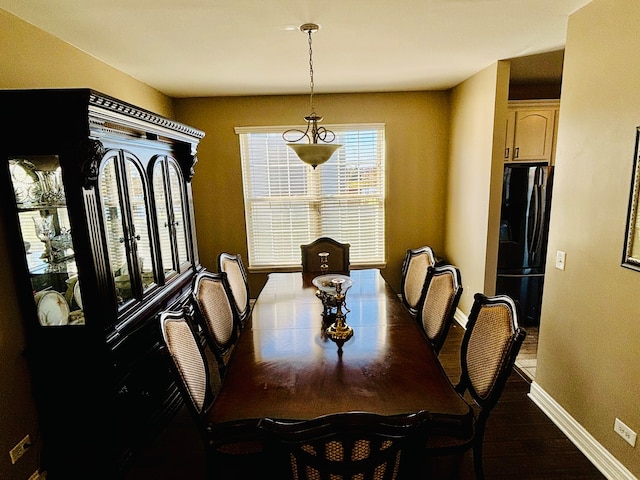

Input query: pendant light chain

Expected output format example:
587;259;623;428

308;27;315;115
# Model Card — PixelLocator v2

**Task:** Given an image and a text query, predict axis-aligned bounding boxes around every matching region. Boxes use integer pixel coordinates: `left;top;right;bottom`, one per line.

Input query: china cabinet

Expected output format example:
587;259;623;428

0;89;204;478
504;100;559;163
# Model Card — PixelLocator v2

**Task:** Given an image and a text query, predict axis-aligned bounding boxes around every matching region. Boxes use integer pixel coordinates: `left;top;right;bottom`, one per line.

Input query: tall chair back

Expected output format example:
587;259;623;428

191;270;240;375
159;310;214;427
425;293;526;480
301;237;350;273
218;252;251;327
416;264;463;354
159;310;265;477
462;294;526;410
260;411;430;480
400;245;436;317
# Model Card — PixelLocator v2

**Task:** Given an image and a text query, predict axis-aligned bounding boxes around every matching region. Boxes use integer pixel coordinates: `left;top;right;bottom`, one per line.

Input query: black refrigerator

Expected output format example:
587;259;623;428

496;164;553;325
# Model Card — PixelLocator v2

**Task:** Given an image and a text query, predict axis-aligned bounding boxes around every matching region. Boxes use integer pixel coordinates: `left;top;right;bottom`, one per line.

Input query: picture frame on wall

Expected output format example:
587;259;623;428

622;127;640;270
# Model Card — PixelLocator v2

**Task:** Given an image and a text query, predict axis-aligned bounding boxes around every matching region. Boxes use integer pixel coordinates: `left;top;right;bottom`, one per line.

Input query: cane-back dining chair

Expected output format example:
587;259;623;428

191;270;240;377
424;293;526;480
218;252;251;328
301;237;350;274
400;245;436;317
415;264;463;354
159;310;266;477
259;411;431;480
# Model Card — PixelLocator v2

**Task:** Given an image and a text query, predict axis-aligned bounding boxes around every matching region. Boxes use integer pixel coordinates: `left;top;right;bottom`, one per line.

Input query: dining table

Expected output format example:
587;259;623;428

207;268;472;439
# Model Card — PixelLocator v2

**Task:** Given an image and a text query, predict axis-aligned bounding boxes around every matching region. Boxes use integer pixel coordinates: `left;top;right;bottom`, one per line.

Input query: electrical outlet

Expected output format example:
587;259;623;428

9;434;31;464
555;250;566;270
615;418;637;447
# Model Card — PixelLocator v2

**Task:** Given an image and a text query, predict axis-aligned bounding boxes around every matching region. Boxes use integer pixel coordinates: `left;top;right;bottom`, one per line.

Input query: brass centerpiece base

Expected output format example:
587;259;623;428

322;278;353;351
325;317;354;349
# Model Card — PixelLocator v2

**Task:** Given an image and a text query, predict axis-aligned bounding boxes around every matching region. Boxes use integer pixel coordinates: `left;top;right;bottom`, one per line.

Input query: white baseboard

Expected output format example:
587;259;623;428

453;307;467;328
529;382;637;480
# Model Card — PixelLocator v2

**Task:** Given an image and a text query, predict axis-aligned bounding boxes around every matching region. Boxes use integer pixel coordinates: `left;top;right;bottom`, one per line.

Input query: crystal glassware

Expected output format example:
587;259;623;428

33;214;54;263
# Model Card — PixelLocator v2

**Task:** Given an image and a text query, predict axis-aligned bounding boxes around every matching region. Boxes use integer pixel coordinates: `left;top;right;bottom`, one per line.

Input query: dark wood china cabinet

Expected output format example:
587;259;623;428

0;89;204;479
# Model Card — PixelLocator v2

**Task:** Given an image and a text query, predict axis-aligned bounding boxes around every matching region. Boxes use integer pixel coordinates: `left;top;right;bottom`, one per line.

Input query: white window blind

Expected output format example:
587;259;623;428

236;123;386;270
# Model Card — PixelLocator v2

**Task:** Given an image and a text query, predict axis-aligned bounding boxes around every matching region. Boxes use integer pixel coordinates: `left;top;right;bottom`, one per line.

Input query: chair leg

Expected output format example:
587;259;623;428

472;442;485;480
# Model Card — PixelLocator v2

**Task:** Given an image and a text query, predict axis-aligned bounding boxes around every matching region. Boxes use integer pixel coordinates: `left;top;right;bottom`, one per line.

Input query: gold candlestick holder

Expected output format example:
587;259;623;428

319;251;329;274
325;278;353;351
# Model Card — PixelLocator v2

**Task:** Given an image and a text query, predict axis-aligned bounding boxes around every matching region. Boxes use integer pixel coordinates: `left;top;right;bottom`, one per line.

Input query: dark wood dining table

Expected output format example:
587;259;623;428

207;269;472;438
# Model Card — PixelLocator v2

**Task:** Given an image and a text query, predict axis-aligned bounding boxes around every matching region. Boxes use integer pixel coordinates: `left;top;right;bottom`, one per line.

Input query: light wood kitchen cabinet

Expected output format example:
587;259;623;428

504;100;559;163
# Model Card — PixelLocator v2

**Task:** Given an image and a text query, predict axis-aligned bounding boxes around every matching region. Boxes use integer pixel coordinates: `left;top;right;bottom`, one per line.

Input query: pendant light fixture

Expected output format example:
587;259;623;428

283;23;341;169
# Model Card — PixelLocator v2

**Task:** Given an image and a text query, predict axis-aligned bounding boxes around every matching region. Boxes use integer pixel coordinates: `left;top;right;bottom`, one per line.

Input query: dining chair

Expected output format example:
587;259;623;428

400;245;436;317
159;310;267;477
415;264;463;354
259;410;431;480
191;269;240;377
423;293;526;480
217;252;251;328
301;236;350;273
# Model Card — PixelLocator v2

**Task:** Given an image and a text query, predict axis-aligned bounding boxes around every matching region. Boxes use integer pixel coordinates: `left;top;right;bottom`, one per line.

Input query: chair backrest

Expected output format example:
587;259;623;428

400;246;436;317
191;270;240;373
416;264;463;354
218;252;251;327
259;411;429;480
159;310;214;420
301;237;350;273
160;310;265;470
458;293;526;417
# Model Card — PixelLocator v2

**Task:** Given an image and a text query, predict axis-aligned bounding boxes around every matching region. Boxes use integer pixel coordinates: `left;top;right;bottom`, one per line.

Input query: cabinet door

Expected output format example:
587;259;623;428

8;156;84;326
99;151;157;307
512;109;556;162
152;156;191;280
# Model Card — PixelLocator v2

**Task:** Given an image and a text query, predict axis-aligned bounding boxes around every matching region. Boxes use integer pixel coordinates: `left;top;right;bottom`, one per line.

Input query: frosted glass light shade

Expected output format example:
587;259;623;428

287;143;341;168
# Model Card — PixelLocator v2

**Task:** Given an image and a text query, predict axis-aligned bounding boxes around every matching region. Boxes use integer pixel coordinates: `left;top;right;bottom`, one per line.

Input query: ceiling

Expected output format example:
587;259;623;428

0;0;590;98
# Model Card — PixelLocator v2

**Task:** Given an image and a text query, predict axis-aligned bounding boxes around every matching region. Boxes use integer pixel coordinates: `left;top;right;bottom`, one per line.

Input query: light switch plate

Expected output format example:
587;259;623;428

555;250;566;270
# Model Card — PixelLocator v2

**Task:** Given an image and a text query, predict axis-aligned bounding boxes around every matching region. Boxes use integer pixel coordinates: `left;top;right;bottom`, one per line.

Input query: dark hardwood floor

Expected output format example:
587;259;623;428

125;322;606;479
515;325;538;381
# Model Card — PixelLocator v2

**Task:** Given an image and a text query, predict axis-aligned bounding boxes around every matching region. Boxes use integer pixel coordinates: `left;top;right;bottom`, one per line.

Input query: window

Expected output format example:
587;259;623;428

236;123;385;270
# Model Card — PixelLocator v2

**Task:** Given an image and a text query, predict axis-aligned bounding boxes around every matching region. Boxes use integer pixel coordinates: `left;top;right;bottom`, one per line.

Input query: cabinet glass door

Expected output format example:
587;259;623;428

99;152;157;306
153;161;173;278
168;159;189;269
124;156;156;291
152;156;190;280
9;156;83;326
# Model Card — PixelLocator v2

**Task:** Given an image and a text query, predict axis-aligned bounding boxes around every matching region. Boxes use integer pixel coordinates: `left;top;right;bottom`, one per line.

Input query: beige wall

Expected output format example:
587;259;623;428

0;9;173;117
0;9;172;479
536;0;640;474
444;61;510;314
2;1;640;478
174;92;451;294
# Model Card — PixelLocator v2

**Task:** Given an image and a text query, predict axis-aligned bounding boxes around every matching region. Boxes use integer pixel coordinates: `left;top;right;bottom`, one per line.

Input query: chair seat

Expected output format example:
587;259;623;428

425;428;474;451
216;440;264;455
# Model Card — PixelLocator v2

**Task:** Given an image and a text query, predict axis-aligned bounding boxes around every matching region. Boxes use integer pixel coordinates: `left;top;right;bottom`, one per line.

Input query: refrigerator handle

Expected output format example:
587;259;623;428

526;167;542;263
531;167;545;261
